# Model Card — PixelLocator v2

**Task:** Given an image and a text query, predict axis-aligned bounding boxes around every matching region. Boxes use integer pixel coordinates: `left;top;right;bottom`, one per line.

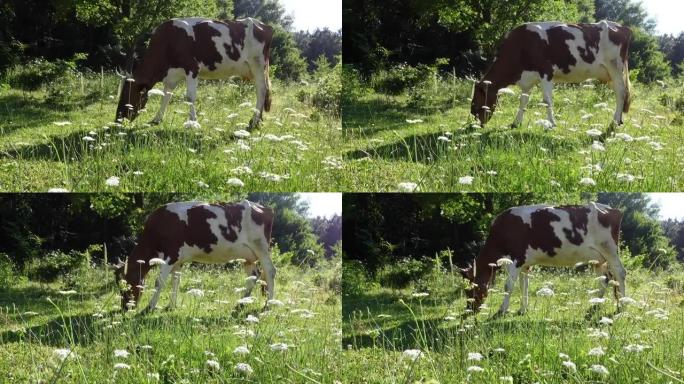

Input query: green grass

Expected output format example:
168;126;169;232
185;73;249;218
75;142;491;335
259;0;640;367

0;73;342;192
342;268;684;383
0;261;341;382
343;79;684;191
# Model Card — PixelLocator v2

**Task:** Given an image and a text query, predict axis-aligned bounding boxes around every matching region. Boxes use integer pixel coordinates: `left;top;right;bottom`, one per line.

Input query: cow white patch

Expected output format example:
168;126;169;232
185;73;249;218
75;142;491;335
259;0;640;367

509;204;554;226
171;18;211;40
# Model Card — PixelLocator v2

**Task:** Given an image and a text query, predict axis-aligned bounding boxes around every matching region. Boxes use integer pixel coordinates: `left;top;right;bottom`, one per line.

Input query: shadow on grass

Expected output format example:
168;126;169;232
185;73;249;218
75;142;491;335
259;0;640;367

0;125;231;162
343;291;588;352
344;128;580;164
342;98;436;136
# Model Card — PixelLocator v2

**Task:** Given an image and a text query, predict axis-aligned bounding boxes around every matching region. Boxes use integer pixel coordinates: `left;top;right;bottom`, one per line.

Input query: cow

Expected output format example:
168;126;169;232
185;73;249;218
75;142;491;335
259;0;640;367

459;203;624;316
112;200;275;313
471;20;631;128
115;17;273;130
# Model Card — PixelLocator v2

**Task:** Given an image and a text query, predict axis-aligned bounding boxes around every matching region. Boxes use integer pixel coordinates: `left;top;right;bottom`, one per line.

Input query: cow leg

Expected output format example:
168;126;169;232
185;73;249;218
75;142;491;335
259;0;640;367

517;269;529;315
143;262;173;313
512;89;532;127
168;267;182;310
497;263;521;315
253;240;276;302
151;80;179;125
540;78;556;126
248;64;267;131
242;262;259;298
185;74;199;122
606;62;627;125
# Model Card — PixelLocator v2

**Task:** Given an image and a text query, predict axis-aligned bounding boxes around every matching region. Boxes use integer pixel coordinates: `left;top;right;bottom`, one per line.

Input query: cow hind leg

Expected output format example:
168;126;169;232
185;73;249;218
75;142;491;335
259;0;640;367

517;269;530;315
512;88;532;127
185;73;199;122
142;262;173;313
540;78;556;126
496;263;521;316
247;61;268;131
605;61;627;125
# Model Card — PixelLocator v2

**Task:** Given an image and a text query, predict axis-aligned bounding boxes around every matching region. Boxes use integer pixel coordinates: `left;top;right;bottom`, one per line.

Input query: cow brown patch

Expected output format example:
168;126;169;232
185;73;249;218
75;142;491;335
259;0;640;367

598;208;623;244
608;25;632;62
575;24;600;63
252;21;274;61
224;22;246;61
546;27;577;74
193;22;224;71
251;204;274;241
186;206;219;252
219;204;245;242
559;205;590;245
528;209;562;256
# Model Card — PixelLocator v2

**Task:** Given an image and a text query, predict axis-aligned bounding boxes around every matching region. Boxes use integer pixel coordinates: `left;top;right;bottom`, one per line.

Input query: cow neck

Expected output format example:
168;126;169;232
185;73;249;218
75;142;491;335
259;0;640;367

124;244;152;288
133;58;167;89
473;243;496;289
482;65;513;94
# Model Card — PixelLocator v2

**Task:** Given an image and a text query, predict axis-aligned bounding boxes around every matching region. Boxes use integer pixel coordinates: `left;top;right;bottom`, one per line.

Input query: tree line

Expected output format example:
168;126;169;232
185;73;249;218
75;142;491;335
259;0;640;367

343;193;680;283
0;193;341;282
0;0;341;81
343;0;678;82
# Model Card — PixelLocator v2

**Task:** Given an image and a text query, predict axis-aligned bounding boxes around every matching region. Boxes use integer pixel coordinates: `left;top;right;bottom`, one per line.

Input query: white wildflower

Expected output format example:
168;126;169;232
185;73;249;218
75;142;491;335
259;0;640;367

245;314;259;323
458;176;474;185
536;287;554;297
588;347;605;356
206;360;220;370
237;296;255;305
467;352;483;361
270;343;289;352
402;349;423;361
233;130;251;139
562;360;577;372
114;349;129;358
183;120;201;129
233;345;250;355
149;258;166;266
397;182;419;192
187;288;204;297
235;362;253;375
579;177;596;186
147;89;165;97
114;363;131;370
105;176;120;187
467;366;485;373
586;128;602;137
497;258;513;266
590;364;609;376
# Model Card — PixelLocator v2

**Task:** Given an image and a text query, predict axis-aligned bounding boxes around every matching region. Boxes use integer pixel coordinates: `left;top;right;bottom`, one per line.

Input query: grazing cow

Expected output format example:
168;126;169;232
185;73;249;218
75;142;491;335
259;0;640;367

471;20;631;127
459;203;624;315
115;17;273;130
112;200;275;312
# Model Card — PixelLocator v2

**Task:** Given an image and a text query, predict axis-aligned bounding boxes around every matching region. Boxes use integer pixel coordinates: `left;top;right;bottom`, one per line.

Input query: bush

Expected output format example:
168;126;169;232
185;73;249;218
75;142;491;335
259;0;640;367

0;253;17;288
7;59;76;91
371;64;436;96
296;57;342;116
342;260;373;296
342;65;366;105
27;250;90;283
376;257;430;289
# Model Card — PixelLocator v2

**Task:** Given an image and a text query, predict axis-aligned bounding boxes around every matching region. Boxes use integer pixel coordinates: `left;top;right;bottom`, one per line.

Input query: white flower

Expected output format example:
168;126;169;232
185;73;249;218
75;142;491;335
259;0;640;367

402;349;423;361
258;172;285;182
206;359;220;370
59;290;77;296
496;258;513;266
183;120;201;129
591;141;605;151
105;176;120;187
114;349;130;358
149;258;166;266
233;345;250;355
590;364;609;376
615;133;634;142
114;363;131;370
586;128;602;137
235;362;253;375
624;344;648;353
147;89;165;96
82;136;96;142
136;259;145;264
53;121;72;126
53;348;76;361
619;297;637;305
486;170;498;176
588;347;605;356
599;317;613;325
589;297;606;304
616;173;635;182
536;287;554;297
412;292;429;298
562;360;577;372
535;119;554;129
147;372;160;380
458;176;474;185
497;88;515;96
238;296;255;305
267;299;284;306
245;314;259;323
397;182;419;192
270;342;289;352
579;177;596;186
559;353;570;360
467;366;485;373
406;119;424;124
593;102;608;109
48;188;69;192
187;288;205;298
500;376;514;383
467;352;483;361
239;101;252;108
437;136;451;142
224;177;245;187
233;130;251;139
232;166;253;175
482;80;492;85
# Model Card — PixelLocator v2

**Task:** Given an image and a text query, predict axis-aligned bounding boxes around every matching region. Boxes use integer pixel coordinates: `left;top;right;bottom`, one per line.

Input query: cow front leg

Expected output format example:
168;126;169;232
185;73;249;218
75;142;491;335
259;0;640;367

142;262;173;313
185;74;199;121
517;269;529;315
496;263;521;316
151;80;179;125
512;89;532;127
247;62;268;131
167;267;182;310
540;78;556;126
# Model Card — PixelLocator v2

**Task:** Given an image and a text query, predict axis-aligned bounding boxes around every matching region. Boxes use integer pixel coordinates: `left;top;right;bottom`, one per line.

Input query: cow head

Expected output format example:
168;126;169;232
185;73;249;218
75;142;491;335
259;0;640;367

470;81;498;125
111;256;146;311
115;69;149;122
458;263;492;313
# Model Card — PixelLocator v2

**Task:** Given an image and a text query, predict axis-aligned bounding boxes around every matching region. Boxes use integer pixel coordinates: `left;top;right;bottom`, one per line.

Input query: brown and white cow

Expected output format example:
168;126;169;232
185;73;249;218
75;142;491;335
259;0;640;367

471;21;631;127
115;17;273;130
460;203;624;315
113;200;275;312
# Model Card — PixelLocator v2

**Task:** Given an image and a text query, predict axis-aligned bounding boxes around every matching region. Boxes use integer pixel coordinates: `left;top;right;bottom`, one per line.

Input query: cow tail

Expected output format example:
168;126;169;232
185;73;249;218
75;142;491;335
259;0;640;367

263;26;273;113
623;60;631;113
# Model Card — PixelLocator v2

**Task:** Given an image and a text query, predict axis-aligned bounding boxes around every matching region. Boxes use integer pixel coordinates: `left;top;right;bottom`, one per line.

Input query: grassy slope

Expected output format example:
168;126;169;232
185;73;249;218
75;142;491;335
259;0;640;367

0;263;341;383
343;80;684;192
342;269;684;383
0;75;342;192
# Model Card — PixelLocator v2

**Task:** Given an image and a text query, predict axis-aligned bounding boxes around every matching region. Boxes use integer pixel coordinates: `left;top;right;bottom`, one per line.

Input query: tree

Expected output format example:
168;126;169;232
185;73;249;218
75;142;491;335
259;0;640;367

311;214;342;258
295;28;342;71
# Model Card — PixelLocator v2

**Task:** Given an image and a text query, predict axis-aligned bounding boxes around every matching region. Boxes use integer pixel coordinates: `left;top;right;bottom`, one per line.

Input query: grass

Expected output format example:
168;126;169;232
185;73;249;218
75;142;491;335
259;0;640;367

0;72;342;192
343;78;684;191
0;260;342;382
342;267;684;383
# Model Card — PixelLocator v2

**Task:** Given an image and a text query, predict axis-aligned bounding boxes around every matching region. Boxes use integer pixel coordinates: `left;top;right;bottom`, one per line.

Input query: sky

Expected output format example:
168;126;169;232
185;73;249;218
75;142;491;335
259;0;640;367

280;0;342;32
299;193;341;218
641;0;684;35
648;193;684;221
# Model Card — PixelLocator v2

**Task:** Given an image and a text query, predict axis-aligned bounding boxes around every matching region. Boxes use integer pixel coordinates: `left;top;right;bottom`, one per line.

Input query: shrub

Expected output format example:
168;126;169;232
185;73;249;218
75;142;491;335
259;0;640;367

342;260;373;296
7;59;76;91
27;250;90;283
376;257;429;289
371;64;435;96
296;58;342;116
341;65;366;105
0;253;17;288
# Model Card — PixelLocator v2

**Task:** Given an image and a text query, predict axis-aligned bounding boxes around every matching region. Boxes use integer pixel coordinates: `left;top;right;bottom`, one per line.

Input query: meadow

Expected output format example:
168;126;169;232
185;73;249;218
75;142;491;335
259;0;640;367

343;77;684;192
0;260;342;383
0;71;342;192
342;266;684;383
